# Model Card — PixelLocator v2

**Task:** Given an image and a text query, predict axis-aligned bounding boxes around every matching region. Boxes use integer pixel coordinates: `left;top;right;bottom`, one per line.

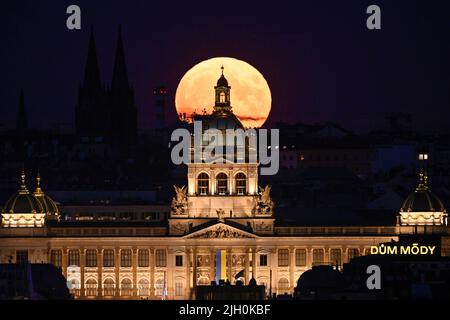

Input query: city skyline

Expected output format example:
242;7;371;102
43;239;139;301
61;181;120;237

1;0;449;133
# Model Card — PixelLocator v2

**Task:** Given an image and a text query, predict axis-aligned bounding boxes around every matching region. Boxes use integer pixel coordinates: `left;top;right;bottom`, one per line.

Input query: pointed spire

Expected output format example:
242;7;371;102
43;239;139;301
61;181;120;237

83;25;101;89
34;170;44;196
16;90;28;132
111;25;129;90
221;65;224;75
19;166;28;194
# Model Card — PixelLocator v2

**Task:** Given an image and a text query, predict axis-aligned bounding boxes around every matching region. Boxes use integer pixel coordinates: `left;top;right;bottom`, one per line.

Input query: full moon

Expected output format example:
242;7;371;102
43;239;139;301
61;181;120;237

175;57;272;128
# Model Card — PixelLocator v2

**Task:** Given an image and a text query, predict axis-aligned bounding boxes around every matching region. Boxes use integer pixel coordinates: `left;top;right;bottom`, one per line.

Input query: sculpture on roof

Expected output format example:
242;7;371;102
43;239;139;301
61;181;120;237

171;185;188;215
252;185;274;215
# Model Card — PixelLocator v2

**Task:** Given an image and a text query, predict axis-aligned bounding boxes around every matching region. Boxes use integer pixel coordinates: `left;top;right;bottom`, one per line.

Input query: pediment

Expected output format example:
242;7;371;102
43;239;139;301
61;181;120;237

184;222;257;239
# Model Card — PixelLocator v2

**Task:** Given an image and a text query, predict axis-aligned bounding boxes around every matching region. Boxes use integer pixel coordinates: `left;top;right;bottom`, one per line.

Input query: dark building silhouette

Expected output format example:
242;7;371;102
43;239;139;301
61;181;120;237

0;263;72;300
75;27;137;147
154;86;167;129
76;27;109;141
109;27;137;147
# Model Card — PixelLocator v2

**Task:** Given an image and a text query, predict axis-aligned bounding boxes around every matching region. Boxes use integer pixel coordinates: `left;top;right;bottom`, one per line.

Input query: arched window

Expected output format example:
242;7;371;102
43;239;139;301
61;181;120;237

85;279;97;297
219;92;226;103
278;278;289;294
197;173;209;195
68;278;80;297
216;173;228;195
138;278;150;296
121;278;133;296
175;280;184;296
155;278;165;296
103;278;115;296
235;173;247;195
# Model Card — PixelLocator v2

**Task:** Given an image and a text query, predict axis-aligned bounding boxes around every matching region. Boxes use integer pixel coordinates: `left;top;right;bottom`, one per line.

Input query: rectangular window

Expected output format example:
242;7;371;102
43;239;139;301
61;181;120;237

121;249;132;267
175;282;183;296
278;249;289;267
260;254;268;266
138;249;149;267
51;250;62;268
175;255;183;267
155;249;167;267
16;250;28;264
85;250;97;267
103;250;115;267
68;250;80;266
330;249;342;267
295;249;306;266
348;248;359;261
312;249;324;266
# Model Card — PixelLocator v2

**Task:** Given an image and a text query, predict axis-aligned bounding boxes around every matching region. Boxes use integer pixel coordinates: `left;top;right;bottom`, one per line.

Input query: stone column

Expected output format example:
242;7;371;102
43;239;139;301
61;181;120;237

289;247;295;291
227;249;232;282
251;247;257;280
80;248;85;298
193;248;198;298
228;171;233;195
324;247;330;265
62;247;68;279
115;247;121;298
307;248;313;268
210;173;215;195
245;248;250;284
185;248;191;299
270;249;277;297
210;248;215;284
97;248;103;297
167;249;173;299
150;248;155;298
343;247;348;264
132;247;138;298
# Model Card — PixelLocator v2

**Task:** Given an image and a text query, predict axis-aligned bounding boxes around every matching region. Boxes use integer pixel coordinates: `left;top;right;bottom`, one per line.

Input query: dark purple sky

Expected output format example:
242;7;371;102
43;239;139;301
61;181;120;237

1;0;449;133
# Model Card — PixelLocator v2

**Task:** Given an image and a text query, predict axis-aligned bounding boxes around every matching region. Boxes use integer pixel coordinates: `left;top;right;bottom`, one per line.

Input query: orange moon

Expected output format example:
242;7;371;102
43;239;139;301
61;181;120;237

175;57;272;128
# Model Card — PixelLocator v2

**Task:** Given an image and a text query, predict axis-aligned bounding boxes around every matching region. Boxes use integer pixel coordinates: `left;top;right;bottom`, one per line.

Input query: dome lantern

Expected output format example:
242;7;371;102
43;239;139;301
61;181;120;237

214;66;232;112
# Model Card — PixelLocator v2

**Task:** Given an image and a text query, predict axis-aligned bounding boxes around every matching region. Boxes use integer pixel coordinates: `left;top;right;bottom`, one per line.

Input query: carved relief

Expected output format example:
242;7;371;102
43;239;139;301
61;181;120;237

232;254;246;267
189;226;253;239
256;221;273;231
170;222;187;234
196;255;210;267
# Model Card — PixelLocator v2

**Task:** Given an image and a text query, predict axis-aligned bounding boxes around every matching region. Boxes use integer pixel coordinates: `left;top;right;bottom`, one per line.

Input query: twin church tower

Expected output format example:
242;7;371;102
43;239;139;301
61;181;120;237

76;27;137;146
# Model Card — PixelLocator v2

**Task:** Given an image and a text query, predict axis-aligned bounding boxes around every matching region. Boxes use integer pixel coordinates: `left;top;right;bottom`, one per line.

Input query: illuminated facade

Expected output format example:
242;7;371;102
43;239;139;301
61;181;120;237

1;72;449;300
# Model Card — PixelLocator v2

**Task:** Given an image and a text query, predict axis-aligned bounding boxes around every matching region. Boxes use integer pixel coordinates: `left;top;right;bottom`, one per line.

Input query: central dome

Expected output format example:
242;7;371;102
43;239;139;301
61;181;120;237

2;170;43;215
400;173;446;213
398;171;447;226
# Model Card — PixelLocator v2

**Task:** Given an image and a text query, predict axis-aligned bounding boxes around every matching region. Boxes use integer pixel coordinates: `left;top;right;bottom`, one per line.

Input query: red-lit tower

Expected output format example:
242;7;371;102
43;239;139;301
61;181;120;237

154;86;167;129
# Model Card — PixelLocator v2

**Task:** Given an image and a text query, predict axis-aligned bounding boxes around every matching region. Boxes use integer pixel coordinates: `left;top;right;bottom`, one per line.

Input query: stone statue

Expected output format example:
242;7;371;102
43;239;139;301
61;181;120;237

260;185;272;203
252;185;274;215
171;185;188;215
216;208;226;222
174;185;187;203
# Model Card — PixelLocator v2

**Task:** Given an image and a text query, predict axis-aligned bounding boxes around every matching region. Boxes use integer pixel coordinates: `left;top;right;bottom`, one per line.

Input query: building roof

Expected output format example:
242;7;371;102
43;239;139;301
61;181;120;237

2;170;44;215
400;171;446;213
34;172;59;217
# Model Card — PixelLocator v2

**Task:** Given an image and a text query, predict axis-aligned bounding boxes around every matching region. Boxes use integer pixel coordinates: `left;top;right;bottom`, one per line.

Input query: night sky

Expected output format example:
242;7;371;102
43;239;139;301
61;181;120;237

1;0;449;133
